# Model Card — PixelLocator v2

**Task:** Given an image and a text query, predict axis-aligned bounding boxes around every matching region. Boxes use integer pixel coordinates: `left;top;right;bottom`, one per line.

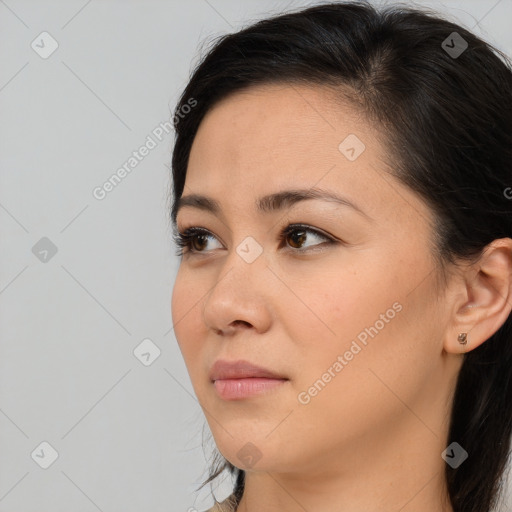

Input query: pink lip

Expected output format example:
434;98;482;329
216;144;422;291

210;359;288;400
213;378;286;400
209;359;286;381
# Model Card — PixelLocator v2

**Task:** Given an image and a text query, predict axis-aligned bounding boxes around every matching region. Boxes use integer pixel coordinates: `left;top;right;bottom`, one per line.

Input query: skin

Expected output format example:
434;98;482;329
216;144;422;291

171;83;512;512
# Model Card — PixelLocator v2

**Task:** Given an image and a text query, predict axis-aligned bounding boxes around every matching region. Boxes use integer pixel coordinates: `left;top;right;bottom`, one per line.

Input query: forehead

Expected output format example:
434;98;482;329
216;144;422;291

191;84;363;160
182;83;432;230
187;84;376;188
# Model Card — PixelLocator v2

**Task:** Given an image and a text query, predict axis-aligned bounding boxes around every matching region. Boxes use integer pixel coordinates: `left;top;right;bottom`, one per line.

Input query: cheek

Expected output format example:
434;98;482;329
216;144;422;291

171;270;205;367
284;260;399;354
292;258;440;414
287;253;434;401
283;310;427;465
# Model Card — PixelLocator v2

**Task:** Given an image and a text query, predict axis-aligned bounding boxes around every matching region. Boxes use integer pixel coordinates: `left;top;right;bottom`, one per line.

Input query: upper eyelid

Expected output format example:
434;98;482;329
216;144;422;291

176;223;330;236
176;224;334;247
176;225;226;246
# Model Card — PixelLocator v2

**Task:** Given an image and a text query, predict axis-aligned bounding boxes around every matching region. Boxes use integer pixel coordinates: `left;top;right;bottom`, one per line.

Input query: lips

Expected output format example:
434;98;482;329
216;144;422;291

209;359;287;381
209;359;288;400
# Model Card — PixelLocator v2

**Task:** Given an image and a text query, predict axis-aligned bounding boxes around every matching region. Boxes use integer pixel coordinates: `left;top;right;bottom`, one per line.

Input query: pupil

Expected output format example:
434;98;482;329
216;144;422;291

194;234;208;251
289;230;306;248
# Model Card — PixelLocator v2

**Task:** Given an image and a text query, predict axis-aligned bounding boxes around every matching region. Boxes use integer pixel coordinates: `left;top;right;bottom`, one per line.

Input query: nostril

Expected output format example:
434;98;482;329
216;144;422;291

214;321;251;335
232;320;251;328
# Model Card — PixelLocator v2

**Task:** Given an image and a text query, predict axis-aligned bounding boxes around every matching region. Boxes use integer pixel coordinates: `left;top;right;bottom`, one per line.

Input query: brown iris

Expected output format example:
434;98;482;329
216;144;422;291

287;229;307;249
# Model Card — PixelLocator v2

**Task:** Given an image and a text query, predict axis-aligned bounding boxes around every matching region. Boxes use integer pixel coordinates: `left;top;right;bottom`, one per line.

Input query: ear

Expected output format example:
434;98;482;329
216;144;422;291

444;238;512;354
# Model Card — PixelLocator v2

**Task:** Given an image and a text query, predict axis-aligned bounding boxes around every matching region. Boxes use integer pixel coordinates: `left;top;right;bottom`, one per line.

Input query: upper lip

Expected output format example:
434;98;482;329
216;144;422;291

209;359;287;381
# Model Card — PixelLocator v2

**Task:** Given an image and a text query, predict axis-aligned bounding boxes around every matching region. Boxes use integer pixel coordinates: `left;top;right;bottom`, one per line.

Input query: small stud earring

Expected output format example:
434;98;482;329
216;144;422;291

458;333;468;345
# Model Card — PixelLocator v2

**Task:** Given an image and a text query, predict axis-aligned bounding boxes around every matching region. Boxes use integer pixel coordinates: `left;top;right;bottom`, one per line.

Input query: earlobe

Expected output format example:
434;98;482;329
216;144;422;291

444;238;512;355
457;332;468;345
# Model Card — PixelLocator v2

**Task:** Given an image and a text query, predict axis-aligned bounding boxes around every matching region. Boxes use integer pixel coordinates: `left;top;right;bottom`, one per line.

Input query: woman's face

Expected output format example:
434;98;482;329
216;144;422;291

171;84;461;476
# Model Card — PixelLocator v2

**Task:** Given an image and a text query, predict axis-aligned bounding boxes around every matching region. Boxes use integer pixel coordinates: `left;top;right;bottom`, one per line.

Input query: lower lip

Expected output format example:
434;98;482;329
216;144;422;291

213;378;287;400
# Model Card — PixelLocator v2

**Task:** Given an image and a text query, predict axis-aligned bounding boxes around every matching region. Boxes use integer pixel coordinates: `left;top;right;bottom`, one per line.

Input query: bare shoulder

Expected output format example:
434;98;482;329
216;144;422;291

202;493;238;512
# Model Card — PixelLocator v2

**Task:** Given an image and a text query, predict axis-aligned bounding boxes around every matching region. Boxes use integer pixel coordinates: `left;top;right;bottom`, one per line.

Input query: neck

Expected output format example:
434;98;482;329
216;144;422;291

234;412;454;512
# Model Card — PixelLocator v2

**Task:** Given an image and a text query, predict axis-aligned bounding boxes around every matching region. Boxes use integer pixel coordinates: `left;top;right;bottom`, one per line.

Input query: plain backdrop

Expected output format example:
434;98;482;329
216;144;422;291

1;0;511;511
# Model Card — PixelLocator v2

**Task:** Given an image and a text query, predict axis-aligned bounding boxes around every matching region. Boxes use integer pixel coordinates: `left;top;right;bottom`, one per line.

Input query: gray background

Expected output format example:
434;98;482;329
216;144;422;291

1;0;511;511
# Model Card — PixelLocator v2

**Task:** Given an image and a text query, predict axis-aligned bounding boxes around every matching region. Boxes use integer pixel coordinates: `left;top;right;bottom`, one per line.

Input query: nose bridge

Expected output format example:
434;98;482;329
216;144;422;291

233;233;266;266
215;232;268;293
202;233;271;331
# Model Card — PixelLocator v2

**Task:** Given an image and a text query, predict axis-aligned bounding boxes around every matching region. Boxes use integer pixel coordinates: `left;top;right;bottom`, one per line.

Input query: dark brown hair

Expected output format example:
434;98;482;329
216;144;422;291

169;2;512;511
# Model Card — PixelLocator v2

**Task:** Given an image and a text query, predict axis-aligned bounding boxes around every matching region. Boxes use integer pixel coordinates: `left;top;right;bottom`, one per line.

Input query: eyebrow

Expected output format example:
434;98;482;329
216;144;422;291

172;187;371;224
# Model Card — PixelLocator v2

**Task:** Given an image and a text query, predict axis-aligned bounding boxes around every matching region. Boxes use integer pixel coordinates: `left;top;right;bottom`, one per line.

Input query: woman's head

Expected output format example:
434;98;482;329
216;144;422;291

169;2;512;511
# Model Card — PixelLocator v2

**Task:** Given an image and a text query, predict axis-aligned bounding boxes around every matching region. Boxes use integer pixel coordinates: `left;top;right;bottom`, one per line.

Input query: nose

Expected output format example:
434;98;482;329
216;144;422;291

202;245;273;336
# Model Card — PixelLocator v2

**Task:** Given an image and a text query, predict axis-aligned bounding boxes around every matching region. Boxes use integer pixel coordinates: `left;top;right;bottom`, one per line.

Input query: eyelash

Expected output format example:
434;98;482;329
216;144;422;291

172;224;336;257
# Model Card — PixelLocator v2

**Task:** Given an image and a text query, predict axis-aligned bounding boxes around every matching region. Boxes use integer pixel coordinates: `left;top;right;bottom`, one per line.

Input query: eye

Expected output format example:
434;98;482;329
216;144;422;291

172;224;336;257
279;224;333;252
172;227;222;256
